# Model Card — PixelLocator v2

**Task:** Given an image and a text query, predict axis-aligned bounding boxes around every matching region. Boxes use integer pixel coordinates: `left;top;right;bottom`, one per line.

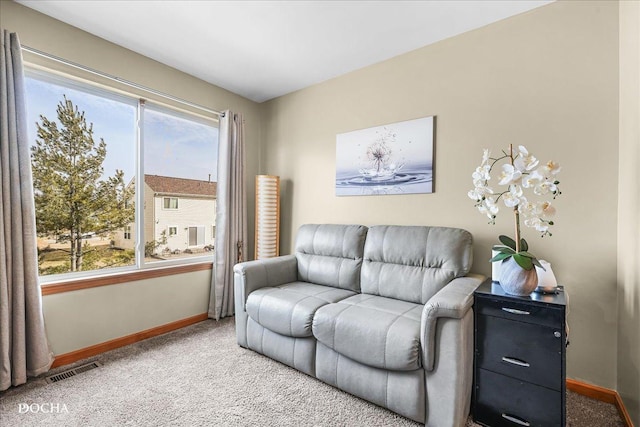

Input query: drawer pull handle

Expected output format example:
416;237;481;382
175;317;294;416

501;413;530;426
502;307;530;315
502;356;530;367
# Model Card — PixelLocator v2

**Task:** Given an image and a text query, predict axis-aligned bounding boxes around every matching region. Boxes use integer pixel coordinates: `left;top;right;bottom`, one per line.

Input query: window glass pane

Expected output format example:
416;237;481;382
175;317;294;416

163;197;178;209
197;226;205;246
143;105;218;262
25;71;137;277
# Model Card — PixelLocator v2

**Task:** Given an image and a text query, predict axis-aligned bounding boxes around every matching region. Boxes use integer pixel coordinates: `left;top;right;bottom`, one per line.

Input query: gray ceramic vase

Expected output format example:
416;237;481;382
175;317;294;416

499;258;538;296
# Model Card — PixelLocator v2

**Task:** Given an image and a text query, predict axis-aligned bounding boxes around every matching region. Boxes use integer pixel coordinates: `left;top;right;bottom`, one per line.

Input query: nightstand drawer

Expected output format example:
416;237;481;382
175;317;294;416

477;314;563;390
475;368;562;427
477;296;564;328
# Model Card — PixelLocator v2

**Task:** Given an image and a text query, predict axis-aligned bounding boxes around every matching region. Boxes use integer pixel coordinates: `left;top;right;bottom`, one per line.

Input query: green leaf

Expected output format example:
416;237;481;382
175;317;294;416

492;244;516;253
490;252;512;263
498;235;516;250
520;238;529;252
513;253;534;270
519;251;536;259
532;258;544;270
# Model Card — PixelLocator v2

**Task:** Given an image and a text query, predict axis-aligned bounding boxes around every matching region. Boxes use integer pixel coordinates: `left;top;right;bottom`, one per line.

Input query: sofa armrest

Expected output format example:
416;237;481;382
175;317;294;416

233;255;298;310
421;273;486;372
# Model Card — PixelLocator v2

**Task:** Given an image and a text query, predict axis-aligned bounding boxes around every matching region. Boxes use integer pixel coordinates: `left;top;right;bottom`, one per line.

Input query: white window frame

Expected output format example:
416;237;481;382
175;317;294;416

168;226;178;237
163;197;179;210
187;225;206;247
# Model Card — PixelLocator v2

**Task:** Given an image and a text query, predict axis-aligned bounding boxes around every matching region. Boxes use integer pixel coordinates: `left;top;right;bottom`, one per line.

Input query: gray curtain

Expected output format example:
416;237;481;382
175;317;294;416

208;111;247;320
0;30;53;391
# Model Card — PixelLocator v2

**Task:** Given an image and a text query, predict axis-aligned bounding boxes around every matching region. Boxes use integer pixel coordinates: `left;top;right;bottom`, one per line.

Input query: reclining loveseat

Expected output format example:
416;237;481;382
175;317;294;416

234;224;485;426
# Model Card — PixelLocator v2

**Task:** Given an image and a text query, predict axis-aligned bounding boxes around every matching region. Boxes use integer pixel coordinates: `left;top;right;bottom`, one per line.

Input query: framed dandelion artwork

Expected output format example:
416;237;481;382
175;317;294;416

335;116;435;196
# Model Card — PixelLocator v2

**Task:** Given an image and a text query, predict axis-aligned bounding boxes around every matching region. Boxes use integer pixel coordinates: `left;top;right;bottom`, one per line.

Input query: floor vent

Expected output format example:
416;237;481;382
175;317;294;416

45;361;102;384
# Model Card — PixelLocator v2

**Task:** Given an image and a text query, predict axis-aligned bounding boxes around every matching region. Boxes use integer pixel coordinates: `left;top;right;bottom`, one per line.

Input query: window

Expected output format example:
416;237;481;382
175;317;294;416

163;197;178;210
25;67;218;280
211;225;216;239
26;70;137;277
144;104;217;263
188;226;206;246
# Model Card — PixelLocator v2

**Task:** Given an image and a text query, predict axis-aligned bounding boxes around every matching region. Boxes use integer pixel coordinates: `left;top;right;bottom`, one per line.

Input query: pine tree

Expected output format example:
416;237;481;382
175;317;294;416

31;95;134;272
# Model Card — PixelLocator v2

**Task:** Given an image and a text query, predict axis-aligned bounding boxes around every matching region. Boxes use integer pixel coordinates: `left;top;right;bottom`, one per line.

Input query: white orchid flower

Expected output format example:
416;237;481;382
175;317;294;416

543;160;561;175
481;149;491;166
521;175;540;189
513;157;526;173
484;197;499;215
522;169;544;188
541;201;556;217
472;165;491;183
534;181;551;196
498;164;522;185
468;188;482;200
468;184;494;201
477;204;494;219
471;145;561;239
502;185;522;208
475;196;499;220
518;198;536;216
524;217;549;233
534;179;559;196
518;145;539;171
534;221;549;233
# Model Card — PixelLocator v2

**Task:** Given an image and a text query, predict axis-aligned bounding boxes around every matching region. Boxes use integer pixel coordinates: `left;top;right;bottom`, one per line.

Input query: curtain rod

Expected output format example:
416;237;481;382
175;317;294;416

21;45;225;118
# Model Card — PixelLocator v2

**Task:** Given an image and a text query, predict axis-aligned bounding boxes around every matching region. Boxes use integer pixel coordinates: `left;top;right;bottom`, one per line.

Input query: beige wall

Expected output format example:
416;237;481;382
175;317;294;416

0;1;262;354
263;0;620;389
43;270;212;355
618;0;640;423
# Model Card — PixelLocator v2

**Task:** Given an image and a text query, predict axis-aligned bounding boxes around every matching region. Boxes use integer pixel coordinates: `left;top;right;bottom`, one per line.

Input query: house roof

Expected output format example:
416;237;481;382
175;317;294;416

145;175;216;199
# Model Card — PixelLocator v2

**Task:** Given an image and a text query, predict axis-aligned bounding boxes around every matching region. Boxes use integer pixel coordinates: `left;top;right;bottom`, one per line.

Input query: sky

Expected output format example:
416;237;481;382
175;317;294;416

24;73;218;184
144;106;218;182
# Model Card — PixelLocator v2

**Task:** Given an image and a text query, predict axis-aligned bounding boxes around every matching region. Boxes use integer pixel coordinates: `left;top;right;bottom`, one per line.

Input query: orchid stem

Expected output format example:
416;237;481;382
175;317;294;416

509;143;521;253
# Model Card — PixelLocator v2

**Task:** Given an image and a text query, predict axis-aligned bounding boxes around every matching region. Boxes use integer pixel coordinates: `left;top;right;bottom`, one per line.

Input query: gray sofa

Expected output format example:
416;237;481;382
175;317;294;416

234;224;485;427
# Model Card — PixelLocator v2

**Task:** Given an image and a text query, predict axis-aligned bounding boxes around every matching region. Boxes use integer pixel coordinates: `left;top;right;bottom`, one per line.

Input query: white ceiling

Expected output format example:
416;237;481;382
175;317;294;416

17;0;553;103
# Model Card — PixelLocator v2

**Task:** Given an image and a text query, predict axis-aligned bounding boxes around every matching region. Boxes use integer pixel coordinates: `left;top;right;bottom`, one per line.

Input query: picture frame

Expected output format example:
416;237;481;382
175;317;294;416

335;116;435;196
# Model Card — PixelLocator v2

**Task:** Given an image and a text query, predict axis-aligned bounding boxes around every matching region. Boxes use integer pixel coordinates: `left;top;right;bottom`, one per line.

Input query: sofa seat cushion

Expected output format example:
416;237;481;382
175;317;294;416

312;294;423;371
246;282;356;338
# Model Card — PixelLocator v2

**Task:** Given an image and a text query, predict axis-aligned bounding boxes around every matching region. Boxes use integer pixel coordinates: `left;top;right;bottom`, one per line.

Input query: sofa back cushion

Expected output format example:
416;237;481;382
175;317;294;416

295;224;367;292
361;225;473;304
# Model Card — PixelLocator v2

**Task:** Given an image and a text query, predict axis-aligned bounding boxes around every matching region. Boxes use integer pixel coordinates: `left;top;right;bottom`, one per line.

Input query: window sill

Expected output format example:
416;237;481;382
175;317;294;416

41;262;213;296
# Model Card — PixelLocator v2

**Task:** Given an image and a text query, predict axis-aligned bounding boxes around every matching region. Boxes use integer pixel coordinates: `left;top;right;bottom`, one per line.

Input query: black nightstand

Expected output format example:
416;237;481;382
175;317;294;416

473;278;567;427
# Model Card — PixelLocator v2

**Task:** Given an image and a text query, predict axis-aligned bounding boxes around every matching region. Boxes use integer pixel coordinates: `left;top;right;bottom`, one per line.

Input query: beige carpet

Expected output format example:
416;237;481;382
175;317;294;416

0;318;624;426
